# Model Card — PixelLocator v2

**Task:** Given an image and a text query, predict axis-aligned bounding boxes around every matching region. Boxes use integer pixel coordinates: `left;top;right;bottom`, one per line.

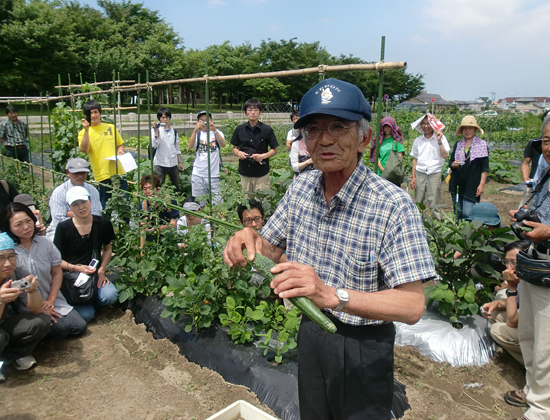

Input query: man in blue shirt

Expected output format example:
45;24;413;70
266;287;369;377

223;78;436;419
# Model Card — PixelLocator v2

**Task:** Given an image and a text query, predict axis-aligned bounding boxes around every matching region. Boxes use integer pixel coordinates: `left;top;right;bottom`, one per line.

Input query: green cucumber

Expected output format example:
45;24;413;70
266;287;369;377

244;250;337;334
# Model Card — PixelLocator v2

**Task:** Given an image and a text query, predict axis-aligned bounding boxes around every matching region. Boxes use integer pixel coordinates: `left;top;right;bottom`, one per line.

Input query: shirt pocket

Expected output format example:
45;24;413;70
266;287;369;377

337;252;378;293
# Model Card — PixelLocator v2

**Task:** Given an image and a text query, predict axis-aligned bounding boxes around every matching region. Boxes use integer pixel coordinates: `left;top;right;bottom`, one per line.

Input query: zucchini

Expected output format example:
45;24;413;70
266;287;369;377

244;251;337;334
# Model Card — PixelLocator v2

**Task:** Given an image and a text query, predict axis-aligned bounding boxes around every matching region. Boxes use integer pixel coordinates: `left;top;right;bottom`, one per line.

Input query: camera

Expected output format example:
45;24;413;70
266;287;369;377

11;279;31;290
511;208;541;239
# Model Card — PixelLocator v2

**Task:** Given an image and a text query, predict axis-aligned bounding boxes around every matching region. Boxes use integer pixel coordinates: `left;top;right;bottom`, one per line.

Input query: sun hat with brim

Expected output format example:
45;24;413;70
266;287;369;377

13;194;36;207
456;115;484;136
294;78;371;128
0;232;15;251
66;186;91;206
466;202;501;226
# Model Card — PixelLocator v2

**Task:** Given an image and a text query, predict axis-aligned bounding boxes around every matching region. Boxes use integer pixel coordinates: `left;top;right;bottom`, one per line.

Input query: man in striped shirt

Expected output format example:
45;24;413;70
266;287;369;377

0;105;30;164
46;158;102;240
224;78;436;419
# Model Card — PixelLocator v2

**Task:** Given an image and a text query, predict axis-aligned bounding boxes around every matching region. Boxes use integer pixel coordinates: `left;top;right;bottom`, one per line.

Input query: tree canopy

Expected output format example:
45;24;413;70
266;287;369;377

0;0;424;104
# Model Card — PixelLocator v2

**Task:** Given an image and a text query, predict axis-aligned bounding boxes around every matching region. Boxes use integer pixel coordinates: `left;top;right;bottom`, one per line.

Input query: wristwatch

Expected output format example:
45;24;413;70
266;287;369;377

333;288;349;312
506;289;518;297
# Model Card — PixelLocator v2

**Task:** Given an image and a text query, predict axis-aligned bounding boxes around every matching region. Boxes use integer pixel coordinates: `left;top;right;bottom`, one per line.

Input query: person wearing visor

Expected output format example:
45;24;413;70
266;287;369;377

53;187;118;323
223;78;436;419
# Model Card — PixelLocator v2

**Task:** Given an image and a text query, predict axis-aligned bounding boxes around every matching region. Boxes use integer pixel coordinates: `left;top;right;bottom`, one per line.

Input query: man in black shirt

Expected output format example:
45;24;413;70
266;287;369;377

230;99;278;198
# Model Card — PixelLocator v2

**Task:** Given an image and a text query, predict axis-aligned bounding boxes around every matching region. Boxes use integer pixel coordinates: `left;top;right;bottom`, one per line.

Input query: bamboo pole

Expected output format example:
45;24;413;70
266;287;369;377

374;36;385;173
31;62;406;104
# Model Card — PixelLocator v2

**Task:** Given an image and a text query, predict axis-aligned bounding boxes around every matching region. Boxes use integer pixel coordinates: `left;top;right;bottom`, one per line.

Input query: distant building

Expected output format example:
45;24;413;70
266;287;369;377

455;98;486;112
497;97;550;114
409;92;456;111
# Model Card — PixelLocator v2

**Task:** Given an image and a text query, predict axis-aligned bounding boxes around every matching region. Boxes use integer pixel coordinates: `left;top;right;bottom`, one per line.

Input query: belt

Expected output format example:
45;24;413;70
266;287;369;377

4;145;27;149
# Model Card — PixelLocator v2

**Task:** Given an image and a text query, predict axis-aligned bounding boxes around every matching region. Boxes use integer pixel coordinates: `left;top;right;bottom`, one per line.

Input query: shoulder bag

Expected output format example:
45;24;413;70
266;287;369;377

381;139;404;185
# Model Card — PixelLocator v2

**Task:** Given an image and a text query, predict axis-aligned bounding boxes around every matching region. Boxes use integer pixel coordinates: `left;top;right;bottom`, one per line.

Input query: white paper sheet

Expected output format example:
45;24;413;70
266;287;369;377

104;152;137;172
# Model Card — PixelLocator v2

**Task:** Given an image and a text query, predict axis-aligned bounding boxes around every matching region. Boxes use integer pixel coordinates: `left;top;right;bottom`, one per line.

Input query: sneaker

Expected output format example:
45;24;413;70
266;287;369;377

13;355;36;371
504;389;527;407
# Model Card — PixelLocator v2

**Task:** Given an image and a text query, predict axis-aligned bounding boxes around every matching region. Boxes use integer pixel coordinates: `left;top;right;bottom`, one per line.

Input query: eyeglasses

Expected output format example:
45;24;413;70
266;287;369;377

420;122;431;127
502;258;517;267
303;121;355;139
0;253;17;264
247;107;260;112
243;216;263;226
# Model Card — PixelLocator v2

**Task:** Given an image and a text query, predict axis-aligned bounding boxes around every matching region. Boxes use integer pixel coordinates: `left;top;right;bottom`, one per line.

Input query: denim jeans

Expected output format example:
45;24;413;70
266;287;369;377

72;282;119;323
451;193;476;221
46;308;88;339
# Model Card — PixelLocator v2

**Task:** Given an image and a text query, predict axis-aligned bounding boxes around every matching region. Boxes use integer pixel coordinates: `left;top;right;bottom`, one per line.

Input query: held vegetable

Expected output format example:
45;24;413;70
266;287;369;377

245;251;337;334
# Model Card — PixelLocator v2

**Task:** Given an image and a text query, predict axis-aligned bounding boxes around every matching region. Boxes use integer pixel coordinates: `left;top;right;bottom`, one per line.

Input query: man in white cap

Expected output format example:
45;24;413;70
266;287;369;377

46;157;102;240
223;78;436;419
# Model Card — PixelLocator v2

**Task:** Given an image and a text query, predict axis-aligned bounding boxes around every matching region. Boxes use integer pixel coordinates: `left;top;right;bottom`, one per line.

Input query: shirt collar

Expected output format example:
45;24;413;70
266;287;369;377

313;160;368;208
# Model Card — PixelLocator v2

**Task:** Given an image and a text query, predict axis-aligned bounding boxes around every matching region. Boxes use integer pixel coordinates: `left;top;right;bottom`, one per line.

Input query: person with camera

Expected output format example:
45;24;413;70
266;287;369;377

189;110;226;207
0;232;50;382
0;203;87;340
151;107;183;193
504;115;550;420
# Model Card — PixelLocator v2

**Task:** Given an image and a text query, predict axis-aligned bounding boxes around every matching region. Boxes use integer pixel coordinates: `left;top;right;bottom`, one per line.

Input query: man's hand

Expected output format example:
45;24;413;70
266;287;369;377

178;162;184;171
522;220;550;243
270;262;335;309
43;299;55;311
97;268;110;288
81;118;90;130
436;130;443;141
0;280;23;304
502;268;520;289
223;228;263;268
410;178;417;190
250;153;264;163
481;300;500;319
476;184;485;197
237;150;249;160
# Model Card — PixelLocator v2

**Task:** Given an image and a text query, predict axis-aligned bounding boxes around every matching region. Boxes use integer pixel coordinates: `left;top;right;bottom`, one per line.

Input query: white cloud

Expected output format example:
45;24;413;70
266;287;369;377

421;0;550;53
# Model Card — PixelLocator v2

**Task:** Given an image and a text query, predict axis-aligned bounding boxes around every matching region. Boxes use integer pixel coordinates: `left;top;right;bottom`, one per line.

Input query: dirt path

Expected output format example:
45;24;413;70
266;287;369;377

0;309;274;420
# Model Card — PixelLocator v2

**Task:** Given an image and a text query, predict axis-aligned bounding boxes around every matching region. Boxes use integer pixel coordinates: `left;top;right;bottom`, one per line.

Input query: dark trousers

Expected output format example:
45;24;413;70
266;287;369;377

0;313;50;361
46;309;87;340
298;315;395;420
98;176;129;209
5;146;30;164
154;165;181;192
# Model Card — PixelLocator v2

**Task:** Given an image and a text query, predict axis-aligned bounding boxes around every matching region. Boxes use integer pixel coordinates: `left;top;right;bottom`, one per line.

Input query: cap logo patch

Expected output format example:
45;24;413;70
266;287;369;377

321;88;333;104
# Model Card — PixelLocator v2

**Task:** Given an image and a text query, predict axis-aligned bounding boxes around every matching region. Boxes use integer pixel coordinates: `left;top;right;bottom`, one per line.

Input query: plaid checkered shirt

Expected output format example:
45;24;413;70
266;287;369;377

0;119;29;147
262;160;437;326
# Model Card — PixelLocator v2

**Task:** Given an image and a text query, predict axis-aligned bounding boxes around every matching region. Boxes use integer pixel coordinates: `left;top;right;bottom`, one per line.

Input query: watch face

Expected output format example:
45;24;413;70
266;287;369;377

336;288;349;300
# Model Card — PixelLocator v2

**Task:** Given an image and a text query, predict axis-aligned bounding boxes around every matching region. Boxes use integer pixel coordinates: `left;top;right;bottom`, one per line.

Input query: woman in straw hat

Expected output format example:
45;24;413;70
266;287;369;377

449;115;489;220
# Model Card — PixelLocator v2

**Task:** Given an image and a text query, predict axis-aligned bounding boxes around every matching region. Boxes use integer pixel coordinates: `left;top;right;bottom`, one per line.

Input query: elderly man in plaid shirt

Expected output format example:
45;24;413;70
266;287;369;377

224;78;436;420
0;105;30;164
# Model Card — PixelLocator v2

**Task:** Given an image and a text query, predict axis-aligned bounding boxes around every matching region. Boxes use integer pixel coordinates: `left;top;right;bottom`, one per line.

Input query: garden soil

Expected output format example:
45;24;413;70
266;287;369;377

0;182;528;420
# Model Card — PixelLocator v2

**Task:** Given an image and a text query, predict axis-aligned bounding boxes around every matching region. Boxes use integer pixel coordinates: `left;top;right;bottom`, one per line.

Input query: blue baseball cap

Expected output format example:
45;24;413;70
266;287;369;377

467;202;501;226
294;78;371;128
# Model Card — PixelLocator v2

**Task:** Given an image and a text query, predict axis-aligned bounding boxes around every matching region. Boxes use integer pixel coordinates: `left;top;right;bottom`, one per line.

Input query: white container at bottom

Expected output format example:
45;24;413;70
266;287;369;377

204;400;279;420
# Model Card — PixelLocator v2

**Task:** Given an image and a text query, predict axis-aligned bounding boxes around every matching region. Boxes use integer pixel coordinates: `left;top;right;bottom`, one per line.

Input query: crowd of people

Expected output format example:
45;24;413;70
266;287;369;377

1;83;550;420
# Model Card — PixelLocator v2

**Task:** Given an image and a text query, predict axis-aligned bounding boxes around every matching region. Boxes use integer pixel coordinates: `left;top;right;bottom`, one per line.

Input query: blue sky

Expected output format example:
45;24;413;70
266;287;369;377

82;0;549;101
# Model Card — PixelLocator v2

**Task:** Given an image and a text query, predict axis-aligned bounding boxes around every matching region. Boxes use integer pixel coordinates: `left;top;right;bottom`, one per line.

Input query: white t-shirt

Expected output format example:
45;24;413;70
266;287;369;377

176;216;211;247
286;128;299;142
190;130;225;178
410;133;450;175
